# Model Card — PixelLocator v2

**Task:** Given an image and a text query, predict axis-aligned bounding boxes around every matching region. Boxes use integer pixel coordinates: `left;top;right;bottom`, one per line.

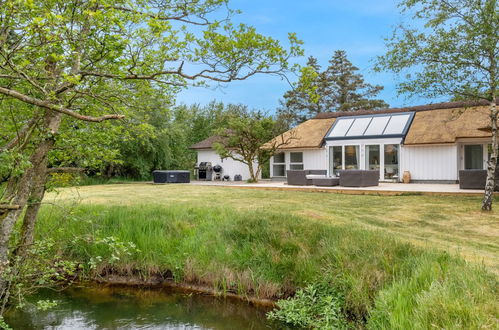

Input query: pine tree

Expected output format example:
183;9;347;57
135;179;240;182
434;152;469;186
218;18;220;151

279;51;388;124
326;50;388;112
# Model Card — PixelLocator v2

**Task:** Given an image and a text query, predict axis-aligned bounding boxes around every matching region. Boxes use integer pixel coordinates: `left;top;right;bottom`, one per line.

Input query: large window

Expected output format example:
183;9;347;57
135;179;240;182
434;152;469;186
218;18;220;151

365;145;380;170
464;145;483;169
329;146;343;176
290;152;304;170
273;153;286;177
345;145;359;169
384;144;399;180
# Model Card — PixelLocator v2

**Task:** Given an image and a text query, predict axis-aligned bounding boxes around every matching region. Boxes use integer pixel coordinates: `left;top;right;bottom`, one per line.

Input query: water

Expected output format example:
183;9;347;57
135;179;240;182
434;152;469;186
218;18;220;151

5;285;282;329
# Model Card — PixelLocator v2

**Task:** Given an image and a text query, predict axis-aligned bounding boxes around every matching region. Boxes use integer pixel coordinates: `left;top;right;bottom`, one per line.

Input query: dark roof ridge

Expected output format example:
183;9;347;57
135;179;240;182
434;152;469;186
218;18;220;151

313;100;490;119
189;135;224;150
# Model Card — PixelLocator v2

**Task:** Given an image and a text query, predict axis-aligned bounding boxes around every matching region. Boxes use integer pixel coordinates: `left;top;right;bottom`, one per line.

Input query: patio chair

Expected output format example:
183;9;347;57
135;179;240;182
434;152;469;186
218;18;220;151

459;170;487;189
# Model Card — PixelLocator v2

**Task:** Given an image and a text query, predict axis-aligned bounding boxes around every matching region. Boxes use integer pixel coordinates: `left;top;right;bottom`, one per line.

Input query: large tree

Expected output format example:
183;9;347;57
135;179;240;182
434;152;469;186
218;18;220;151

376;0;498;210
279;50;388;124
0;0;302;309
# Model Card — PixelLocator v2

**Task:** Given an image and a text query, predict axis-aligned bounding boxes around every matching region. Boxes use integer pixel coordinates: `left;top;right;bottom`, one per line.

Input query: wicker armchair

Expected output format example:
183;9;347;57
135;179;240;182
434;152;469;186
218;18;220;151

286;170;327;185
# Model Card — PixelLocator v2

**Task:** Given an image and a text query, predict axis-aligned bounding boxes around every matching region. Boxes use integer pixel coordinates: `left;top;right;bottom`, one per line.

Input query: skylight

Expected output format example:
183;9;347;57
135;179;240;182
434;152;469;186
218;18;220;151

326;112;414;140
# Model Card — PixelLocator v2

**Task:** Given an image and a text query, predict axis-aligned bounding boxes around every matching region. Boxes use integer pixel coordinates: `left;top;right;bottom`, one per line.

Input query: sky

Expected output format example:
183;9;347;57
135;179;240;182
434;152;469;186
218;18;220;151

176;0;443;112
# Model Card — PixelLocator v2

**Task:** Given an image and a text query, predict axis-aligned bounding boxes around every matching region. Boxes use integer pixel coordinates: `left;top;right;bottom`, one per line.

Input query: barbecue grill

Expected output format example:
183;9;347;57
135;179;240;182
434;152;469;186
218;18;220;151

213;164;223;181
196;162;213;180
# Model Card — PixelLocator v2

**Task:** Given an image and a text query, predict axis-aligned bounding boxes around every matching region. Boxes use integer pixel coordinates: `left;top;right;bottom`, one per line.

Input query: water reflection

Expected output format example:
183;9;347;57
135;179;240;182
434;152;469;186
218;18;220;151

5;285;280;329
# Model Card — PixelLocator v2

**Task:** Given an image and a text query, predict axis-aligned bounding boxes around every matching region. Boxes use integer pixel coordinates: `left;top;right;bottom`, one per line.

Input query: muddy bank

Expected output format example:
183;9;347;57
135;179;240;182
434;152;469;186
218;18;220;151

93;271;278;308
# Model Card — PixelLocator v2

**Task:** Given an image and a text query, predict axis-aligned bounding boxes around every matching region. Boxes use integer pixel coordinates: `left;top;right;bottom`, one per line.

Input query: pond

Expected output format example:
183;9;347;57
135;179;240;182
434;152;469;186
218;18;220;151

4;285;284;329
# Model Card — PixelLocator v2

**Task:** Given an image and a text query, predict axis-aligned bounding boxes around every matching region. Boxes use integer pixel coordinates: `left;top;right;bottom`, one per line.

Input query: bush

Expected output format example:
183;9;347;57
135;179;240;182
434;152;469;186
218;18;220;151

267;282;349;329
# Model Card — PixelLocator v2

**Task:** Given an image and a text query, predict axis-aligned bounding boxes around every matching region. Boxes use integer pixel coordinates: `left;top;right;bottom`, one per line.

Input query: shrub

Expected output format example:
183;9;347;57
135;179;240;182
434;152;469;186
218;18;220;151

267;282;349;329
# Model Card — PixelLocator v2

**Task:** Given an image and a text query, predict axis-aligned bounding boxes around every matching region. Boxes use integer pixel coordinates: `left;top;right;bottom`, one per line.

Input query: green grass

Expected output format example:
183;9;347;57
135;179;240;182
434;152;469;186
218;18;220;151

76;175;143;186
37;185;499;328
45;184;499;272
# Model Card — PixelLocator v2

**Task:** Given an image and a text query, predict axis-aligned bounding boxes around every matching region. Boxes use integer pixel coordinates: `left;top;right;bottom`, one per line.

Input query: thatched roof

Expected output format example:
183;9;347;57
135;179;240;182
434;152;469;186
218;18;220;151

189;135;225;150
264;118;336;150
267;101;492;150
314;100;490;119
404;105;491;145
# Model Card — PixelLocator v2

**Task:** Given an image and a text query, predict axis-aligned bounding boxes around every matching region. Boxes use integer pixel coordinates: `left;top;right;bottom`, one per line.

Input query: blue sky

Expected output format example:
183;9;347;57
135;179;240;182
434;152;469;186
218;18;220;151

177;0;443;112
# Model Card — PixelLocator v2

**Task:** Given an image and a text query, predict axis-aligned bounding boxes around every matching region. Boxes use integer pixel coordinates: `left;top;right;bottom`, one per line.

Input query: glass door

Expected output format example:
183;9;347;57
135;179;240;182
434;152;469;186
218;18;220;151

329;146;343;176
365;145;380;170
344;145;360;170
384;144;399;180
464;145;483;169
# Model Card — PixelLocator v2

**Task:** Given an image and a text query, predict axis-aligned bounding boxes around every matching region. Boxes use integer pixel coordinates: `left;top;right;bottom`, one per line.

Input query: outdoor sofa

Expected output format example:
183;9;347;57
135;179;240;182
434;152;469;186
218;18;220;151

286;170;327;185
338;170;379;187
459;169;499;190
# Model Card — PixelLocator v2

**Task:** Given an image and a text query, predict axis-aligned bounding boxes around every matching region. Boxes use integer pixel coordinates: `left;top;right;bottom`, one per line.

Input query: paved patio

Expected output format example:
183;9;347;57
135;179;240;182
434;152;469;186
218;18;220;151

189;180;486;196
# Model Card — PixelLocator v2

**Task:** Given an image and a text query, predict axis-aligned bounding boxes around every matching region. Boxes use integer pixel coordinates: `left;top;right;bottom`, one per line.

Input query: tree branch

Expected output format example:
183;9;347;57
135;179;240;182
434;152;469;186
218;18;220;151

0;86;124;122
0;204;20;210
1;115;40;151
97;4;211;26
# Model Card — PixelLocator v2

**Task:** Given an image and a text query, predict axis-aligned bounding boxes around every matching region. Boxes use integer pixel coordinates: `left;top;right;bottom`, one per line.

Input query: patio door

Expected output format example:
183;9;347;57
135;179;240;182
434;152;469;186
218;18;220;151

329;146;343;176
464;145;484;169
384;144;400;180
365;145;380;170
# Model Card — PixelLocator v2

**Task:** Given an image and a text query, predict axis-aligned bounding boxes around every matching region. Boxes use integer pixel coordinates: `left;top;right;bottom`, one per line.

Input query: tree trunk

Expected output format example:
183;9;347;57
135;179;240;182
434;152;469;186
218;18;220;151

482;98;497;211
0;109;61;304
247;159;257;182
255;165;262;181
13;178;47;258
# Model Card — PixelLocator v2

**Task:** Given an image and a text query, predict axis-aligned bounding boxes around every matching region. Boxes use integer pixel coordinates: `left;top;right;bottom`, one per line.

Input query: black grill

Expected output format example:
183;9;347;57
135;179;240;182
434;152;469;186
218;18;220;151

196;162;212;180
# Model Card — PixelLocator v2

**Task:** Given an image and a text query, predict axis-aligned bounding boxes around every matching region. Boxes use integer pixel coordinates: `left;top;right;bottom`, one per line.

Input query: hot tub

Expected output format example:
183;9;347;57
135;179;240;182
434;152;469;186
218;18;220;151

152;170;191;183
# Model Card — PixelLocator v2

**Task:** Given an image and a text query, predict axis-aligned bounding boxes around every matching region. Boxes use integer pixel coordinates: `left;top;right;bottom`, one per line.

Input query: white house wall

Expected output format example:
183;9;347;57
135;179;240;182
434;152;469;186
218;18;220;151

196;149;256;181
303;149;327;169
400;145;458;181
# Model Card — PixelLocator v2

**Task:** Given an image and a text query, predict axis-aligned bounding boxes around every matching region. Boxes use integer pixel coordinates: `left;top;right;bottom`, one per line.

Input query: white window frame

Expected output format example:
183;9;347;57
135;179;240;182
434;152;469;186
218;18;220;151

343;144;361;170
329;145;344;176
460;142;490;170
272;152;286;177
383;144;400;181
289;152;304;170
326;138;402;181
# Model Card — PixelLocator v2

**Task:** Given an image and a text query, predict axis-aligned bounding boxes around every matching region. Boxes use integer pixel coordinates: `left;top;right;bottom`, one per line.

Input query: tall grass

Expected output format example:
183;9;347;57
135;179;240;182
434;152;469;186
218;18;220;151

36;204;498;328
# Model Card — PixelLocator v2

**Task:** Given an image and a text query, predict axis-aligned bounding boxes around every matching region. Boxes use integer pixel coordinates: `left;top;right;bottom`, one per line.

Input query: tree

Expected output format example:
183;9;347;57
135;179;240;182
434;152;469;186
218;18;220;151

0;0;302;310
375;0;498;210
213;106;293;182
279;51;388;124
326;51;389;112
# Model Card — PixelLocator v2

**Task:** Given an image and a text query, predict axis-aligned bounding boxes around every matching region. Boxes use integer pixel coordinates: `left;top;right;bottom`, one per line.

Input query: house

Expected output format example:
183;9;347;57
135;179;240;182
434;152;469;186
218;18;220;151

190;135;257;181
268;100;493;183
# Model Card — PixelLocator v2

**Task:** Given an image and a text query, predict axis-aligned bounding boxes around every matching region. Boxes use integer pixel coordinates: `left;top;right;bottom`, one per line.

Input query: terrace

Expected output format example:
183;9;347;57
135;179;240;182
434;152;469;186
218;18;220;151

189;179;486;196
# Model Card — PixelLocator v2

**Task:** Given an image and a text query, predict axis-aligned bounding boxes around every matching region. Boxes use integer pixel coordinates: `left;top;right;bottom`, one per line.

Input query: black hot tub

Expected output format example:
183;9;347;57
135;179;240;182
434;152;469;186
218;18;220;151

153;170;191;183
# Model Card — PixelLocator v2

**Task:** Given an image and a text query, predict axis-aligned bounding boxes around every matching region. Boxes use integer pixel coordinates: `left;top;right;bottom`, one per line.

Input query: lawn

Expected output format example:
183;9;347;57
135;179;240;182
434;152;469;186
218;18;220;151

37;183;499;328
45;183;499;273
